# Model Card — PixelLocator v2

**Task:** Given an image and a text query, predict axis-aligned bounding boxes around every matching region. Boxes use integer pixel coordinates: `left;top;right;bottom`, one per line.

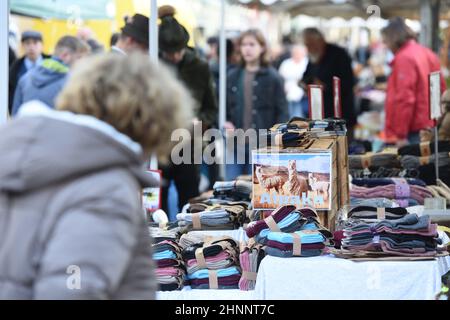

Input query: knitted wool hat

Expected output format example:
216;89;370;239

121;14;150;47
158;5;190;53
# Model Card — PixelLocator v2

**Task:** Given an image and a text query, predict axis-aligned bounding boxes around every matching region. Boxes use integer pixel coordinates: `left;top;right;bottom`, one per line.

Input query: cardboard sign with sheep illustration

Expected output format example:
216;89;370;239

252;152;333;210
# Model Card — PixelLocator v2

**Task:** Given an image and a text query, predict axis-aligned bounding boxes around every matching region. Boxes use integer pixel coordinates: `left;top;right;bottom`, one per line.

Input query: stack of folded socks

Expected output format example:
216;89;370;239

349;153;401;170
410;163;450;186
187;199;251;213
269;118;310;133
178;233;209;250
350;179;433;206
401;153;450;170
350;178;429;207
182;237;241;289
400;153;450;186
152;240;186;291
398;142;450;185
264;131;313;149
341;211;441;257
264;228;327;258
149;222;180;244
335;206;408;247
246;205;332;258
351;178;427;188
238;239;266;291
246;205;300;244
177;210;234;230
345;206;408;223
186;267;241;290
398;141;450;157
213;180;252;202
426;182;450;205
349;140;372;155
177;202;248;232
309;119;347;137
350;198;404;208
269;118;347;137
350;167;419;179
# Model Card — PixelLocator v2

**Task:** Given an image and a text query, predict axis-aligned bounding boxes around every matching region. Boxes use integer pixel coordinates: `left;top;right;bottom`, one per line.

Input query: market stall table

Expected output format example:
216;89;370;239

254;254;450;300
157;287;254;300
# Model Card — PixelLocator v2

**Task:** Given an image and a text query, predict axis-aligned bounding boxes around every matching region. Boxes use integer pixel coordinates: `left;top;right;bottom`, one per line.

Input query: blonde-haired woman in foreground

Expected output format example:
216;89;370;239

0;53;193;300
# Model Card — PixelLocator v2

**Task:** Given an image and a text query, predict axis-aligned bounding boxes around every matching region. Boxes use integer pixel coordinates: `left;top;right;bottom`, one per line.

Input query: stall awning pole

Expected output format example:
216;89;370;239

218;0;227;179
0;0;9;124
219;0;227;132
420;0;441;53
149;0;159;171
149;0;158;63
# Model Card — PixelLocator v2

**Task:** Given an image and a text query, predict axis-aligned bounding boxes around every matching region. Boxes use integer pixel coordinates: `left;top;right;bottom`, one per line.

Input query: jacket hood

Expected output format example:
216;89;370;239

31;58;69;88
0;101;158;193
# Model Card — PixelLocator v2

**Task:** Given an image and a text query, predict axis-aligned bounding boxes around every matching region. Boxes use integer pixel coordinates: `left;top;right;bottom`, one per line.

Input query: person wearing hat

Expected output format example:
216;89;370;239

112;14;149;55
9;31;50;114
158;5;218;217
12;36;90;116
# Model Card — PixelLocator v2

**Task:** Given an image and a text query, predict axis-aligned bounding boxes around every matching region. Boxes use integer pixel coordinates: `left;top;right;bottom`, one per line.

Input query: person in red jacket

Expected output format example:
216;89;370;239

382;17;446;146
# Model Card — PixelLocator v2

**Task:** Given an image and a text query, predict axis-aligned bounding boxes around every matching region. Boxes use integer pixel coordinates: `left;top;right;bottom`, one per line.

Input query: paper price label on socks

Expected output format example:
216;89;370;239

429;71;442;120
333;77;342;118
142;170;162;214
308;85;324;120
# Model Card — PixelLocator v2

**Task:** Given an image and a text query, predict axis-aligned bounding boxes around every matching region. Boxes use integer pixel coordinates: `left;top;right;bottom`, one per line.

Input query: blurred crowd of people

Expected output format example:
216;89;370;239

6;9;450;218
3;4;450;299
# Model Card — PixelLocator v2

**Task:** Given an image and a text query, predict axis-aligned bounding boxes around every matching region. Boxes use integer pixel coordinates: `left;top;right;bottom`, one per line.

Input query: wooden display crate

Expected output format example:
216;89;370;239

252;136;349;231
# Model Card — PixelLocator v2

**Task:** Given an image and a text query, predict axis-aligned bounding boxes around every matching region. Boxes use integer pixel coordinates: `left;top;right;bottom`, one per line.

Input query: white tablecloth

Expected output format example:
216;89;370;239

157;287;253;300
253;255;450;300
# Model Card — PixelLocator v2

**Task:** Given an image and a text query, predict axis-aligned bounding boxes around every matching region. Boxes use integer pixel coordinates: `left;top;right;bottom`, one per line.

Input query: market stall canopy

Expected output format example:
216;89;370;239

231;0;450;19
10;0;115;20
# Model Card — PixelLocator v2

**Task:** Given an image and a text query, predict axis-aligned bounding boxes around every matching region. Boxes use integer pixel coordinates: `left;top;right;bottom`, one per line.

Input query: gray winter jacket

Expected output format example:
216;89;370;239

0;101;158;300
12;57;68;117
